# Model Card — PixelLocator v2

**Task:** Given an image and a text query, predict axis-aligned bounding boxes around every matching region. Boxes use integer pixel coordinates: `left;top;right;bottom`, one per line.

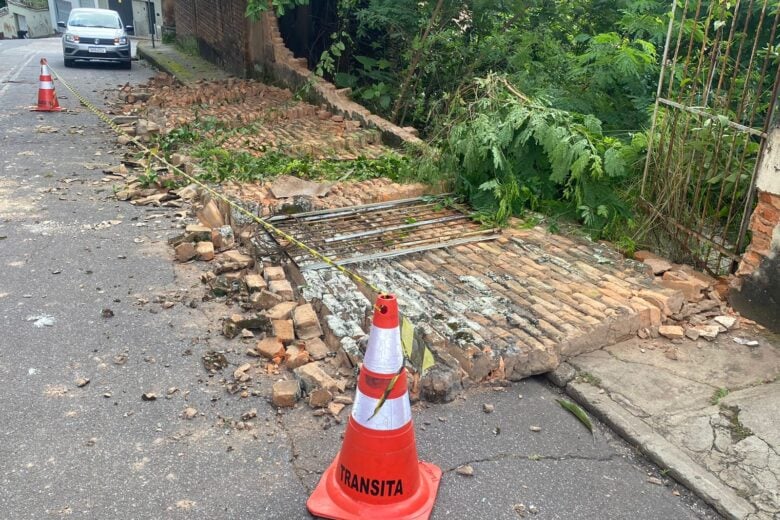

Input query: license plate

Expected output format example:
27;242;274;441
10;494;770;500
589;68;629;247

88;47;107;54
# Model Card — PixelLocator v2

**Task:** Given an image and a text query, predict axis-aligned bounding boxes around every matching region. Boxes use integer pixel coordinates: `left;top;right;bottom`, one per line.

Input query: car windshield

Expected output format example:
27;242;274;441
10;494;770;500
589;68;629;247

68;12;120;29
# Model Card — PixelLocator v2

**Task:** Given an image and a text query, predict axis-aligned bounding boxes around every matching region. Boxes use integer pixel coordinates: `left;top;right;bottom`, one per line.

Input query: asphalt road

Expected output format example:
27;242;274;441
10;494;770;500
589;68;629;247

0;37;720;519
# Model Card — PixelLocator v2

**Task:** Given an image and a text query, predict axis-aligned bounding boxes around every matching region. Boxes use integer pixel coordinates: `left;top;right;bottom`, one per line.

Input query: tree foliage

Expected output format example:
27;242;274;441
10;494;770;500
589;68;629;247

242;0;674;235
444;74;645;231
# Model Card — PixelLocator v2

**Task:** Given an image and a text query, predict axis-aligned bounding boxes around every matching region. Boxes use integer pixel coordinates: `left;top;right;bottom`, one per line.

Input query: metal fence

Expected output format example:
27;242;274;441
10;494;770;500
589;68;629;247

641;0;780;275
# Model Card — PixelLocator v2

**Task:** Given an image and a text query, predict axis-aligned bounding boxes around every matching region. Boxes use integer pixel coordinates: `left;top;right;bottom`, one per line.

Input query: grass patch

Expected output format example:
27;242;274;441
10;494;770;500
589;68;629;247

577;372;602;387
151;118;431;186
710;387;729;406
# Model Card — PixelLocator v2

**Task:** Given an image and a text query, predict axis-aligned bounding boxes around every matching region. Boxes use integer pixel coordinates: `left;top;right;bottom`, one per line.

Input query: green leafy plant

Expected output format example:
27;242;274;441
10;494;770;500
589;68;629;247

710;387;729;406
335;55;395;111
442;74;642;233
556;399;594;433
245;0;308;19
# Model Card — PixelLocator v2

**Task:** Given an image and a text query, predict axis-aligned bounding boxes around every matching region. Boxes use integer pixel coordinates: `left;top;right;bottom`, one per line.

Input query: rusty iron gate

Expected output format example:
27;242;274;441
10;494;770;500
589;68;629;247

641;0;780;275
265;196;500;270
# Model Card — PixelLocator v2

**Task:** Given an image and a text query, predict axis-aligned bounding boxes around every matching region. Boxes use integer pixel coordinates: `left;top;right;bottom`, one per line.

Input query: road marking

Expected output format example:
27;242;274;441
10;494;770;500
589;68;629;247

0;47;35;82
0;52;38;99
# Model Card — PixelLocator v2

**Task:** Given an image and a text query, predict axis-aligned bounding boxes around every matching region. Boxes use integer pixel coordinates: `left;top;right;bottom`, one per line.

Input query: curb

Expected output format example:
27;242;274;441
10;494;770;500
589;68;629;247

136;42;193;85
135;44;187;84
565;381;755;520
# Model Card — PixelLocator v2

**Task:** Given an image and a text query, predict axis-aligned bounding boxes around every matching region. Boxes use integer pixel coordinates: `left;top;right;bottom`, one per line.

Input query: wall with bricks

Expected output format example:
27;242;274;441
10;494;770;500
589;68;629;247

250;11;421;147
732;128;780;331
172;0;420;147
173;0;247;76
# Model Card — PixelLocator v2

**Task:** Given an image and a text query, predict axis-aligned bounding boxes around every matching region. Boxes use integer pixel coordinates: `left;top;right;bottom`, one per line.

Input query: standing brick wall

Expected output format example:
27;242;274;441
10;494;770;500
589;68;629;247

174;0;195;39
737;191;780;277
174;0;247;77
171;0;421;145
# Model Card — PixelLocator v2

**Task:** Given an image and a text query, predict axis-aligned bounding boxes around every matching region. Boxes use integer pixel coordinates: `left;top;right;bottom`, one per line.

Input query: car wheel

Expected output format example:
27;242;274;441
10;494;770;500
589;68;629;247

121;60;131;70
64;58;74;68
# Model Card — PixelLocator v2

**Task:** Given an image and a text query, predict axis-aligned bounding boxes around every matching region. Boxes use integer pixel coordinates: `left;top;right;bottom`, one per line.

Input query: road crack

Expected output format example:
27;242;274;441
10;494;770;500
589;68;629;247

277;415;315;493
443;451;624;473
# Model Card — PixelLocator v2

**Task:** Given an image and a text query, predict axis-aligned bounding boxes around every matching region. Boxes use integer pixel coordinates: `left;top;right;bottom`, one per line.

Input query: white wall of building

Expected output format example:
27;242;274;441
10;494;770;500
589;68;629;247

130;0;161;38
757;128;780;196
0;8;15;38
2;1;53;38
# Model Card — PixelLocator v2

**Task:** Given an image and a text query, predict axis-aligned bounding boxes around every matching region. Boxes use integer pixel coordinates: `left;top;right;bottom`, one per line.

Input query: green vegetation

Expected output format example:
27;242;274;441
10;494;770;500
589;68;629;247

556;399;593;433
243;0;666;238
151;118;419;185
710;387;729;406
240;0;773;246
577;372;602;387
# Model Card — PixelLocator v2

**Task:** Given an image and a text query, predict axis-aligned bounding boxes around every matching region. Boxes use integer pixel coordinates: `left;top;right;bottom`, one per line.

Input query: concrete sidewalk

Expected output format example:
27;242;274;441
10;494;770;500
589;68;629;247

560;330;780;520
136;40;229;84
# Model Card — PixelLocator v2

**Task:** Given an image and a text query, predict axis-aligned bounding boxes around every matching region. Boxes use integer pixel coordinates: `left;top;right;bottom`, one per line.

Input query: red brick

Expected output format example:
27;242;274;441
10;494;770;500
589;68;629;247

269;279;294;300
758;190;780;210
195;241;215;261
757;201;780;223
571;292;609;313
293;304;323;340
272;380;300;408
174;242;197;262
245;273;267;293
263;266;286;282
748;232;772;256
749;216;778;237
256;337;285;359
272;319;295;344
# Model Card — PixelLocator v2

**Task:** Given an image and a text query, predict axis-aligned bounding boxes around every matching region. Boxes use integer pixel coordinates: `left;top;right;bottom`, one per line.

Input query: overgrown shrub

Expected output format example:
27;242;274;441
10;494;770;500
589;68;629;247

442;74;646;233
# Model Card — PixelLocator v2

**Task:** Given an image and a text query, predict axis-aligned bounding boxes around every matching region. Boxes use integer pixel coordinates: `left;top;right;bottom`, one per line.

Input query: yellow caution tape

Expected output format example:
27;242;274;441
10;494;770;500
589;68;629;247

49;66;435;402
401;317;415;359
50;66;381;295
401;317;435;375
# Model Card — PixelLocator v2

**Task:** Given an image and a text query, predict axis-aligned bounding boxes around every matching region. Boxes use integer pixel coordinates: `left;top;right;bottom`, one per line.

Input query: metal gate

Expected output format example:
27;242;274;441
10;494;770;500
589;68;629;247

641;0;780;275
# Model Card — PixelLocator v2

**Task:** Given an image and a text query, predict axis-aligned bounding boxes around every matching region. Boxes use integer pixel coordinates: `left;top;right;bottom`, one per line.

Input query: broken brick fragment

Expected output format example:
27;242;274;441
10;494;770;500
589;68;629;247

174;242;197;262
293;303;323;340
272;380;300;407
272;319;295;344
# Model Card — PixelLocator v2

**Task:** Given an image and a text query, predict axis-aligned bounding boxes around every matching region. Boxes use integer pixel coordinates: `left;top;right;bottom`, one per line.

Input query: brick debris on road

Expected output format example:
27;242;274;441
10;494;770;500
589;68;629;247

0;36;756;520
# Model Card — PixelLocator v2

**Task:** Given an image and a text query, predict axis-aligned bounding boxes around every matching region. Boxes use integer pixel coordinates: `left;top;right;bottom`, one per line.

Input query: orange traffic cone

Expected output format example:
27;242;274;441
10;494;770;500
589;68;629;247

31;58;62;112
307;294;441;520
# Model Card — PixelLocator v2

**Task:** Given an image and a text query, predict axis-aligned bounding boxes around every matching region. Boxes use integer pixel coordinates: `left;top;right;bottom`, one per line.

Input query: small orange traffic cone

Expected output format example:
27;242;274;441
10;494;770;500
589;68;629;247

31;58;62;112
307;294;441;520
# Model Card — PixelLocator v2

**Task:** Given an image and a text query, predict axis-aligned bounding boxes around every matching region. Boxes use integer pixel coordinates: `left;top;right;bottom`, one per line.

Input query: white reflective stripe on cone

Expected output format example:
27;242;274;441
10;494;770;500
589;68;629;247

41;66;50;76
39;81;54;89
363;325;404;375
352;388;412;431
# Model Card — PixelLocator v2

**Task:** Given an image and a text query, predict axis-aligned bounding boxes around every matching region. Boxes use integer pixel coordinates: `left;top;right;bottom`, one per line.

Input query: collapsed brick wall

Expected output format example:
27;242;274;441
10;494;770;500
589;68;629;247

172;0;420;147
174;0;247;77
251;12;421;147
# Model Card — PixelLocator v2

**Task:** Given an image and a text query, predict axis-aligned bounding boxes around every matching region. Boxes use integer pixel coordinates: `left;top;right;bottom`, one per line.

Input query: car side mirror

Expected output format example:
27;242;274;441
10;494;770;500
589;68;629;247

125;25;134;34
57;21;66;28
